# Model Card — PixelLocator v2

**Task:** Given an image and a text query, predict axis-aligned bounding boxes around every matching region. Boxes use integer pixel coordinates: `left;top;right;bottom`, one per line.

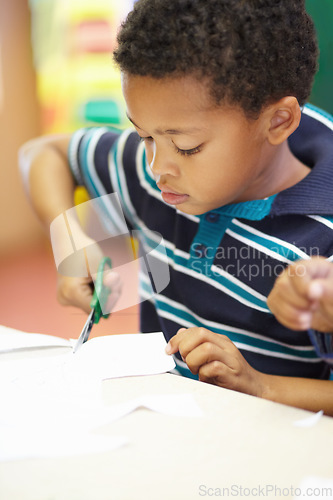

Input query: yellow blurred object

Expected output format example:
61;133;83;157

29;0;134;133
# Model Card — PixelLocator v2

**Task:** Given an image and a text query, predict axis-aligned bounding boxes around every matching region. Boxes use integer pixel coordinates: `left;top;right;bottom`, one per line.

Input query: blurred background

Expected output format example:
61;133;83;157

0;0;332;338
0;0;138;337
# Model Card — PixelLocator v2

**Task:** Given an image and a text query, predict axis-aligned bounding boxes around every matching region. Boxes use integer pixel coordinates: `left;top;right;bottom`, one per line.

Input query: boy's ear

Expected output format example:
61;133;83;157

266;97;301;146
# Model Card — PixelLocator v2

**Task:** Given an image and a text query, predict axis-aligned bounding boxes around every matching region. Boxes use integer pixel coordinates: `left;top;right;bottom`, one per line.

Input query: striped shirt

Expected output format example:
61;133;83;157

68;104;333;379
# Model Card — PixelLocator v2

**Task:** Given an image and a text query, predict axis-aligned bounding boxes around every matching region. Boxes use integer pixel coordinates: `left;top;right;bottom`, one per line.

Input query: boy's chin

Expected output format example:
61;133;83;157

175;203;214;216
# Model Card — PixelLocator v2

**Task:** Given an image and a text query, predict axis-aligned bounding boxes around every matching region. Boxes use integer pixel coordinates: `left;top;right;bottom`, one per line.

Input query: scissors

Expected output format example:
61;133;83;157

73;256;112;354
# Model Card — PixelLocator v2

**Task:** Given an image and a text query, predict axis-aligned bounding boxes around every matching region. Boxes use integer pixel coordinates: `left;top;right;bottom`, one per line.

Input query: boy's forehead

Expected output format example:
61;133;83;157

121;72;214;109
126;112;204;136
122;74;218;134
121;72;256;134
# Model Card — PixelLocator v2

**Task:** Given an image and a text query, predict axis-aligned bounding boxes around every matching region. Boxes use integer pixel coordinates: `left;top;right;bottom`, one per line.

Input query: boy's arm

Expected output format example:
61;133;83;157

260;372;333;415
24;135;74;229
166;327;333;416
21;135;105;313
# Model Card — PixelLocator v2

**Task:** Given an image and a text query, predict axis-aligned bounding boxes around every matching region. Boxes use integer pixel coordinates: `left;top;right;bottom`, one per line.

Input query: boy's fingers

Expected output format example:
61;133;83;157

307;281;325;301
165;327;228;357
275;305;313;330
165;327;187;354
103;270;122;290
104;291;121;314
279;263;313;302
268;277;316;330
308;276;333;301
57;276;93;313
268;272;311;312
185;343;234;375
291;258;333;299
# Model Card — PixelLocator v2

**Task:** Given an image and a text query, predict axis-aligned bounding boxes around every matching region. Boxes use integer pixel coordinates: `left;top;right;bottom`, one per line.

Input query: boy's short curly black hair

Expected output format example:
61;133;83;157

113;0;318;117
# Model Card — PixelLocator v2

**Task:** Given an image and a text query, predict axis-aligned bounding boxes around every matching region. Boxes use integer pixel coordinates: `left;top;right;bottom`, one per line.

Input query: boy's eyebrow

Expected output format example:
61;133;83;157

126;114;203;135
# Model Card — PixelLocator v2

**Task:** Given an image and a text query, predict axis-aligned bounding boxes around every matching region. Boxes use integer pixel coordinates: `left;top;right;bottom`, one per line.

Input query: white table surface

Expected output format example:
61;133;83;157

1;372;332;500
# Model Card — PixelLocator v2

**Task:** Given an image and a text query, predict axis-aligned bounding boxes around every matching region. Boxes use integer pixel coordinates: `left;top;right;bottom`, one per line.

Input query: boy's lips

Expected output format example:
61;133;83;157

157;184;189;205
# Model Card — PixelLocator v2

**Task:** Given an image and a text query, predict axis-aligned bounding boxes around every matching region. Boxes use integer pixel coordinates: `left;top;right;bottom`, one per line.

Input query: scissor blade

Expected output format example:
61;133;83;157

73;308;95;354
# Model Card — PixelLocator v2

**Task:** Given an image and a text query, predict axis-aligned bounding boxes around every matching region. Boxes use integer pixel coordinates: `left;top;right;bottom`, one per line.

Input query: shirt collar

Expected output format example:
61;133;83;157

215;195;277;220
271;105;333;216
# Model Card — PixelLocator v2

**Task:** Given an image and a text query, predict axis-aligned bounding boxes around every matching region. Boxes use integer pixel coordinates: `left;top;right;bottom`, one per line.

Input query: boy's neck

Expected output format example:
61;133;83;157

242;141;311;202
268;141;310;195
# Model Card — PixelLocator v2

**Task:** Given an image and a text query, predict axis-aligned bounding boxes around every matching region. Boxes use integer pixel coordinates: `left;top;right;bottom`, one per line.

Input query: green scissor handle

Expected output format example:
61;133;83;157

90;256;112;324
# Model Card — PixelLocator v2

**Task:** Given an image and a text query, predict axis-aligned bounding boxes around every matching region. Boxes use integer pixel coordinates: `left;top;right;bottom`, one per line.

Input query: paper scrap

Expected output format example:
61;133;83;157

0;427;128;461
293;410;324;428
136;393;203;417
104;393;203;422
294;476;333;499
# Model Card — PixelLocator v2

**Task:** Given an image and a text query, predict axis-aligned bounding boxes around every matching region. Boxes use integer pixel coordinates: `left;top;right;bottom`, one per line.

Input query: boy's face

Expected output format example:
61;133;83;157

122;73;270;215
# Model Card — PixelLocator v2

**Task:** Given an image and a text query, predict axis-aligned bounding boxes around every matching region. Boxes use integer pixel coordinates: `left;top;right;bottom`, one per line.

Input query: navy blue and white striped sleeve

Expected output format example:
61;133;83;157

67;126;143;234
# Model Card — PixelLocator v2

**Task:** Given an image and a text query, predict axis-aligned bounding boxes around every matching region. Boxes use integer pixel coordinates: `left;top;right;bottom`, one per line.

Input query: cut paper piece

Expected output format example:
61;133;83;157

71;332;175;379
137;393;203;418
0;426;128;462
104;393;204;422
294;476;333;499
293;410;324;428
0;325;71;353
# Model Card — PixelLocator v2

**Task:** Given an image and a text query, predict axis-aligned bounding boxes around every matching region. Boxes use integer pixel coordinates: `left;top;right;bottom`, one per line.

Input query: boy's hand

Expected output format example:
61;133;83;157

166;327;265;396
57;270;122;315
267;257;333;333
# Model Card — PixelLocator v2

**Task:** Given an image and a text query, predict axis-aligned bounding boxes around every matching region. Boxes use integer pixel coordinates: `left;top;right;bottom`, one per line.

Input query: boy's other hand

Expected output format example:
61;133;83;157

267;257;333;333
166;327;265;396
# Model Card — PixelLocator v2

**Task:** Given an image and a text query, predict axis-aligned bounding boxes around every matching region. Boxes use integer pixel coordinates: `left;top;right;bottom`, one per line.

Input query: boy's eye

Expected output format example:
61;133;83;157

139;136;154;143
139;135;202;157
175;145;202;156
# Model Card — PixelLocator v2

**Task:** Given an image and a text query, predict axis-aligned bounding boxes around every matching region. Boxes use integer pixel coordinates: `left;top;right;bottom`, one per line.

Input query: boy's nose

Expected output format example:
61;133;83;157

148;142;179;178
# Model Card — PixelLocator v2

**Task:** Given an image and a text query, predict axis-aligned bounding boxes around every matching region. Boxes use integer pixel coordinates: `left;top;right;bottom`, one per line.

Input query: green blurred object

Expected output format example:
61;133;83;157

306;0;333;114
84;99;122;124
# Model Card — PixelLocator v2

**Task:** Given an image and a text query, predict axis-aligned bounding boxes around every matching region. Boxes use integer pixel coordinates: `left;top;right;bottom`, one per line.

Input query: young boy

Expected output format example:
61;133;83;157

25;0;333;413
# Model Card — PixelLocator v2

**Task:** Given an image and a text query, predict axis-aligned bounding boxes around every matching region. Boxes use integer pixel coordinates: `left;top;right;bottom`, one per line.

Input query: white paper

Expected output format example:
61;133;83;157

71;332;176;379
293;410;324;428
0;325;71;353
0;331;175;387
0;327;176;381
0;329;187;462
